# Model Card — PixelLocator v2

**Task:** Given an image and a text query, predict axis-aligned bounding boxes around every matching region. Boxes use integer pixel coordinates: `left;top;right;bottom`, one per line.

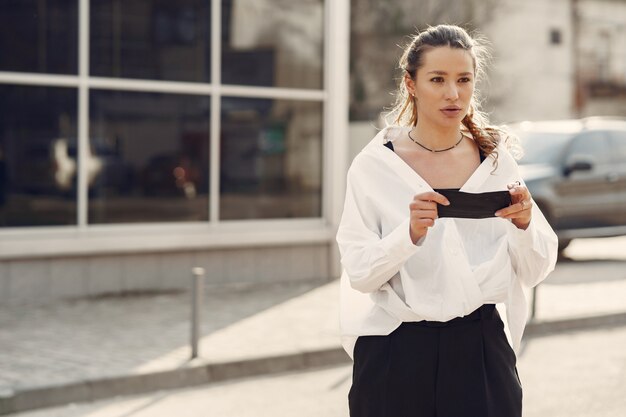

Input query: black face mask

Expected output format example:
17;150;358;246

434;189;512;219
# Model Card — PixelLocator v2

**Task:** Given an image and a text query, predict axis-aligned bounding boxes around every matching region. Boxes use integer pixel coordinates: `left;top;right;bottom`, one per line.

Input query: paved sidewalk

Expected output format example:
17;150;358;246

1;237;625;415
9;325;626;417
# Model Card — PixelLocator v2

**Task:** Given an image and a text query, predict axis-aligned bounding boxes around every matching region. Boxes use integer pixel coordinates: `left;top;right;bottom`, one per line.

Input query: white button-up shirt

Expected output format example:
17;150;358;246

337;126;558;360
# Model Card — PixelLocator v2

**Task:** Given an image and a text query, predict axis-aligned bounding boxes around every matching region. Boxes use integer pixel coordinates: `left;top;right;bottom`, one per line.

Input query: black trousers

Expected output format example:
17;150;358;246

348;304;522;417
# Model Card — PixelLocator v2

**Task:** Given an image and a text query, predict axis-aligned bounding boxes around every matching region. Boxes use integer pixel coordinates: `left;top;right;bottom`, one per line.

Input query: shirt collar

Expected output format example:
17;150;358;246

363;125;497;193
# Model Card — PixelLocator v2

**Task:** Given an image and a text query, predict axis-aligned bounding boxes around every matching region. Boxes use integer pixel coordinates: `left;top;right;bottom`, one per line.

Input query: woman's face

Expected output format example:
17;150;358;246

406;46;475;128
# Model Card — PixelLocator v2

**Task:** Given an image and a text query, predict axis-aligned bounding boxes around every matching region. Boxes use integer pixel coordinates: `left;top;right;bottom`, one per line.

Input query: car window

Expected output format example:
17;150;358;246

607;130;626;162
515;131;572;165
565;131;611;165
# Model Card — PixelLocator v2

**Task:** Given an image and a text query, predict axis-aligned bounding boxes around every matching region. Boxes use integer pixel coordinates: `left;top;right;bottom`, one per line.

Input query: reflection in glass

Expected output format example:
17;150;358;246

0;85;78;227
89;90;210;223
220;97;322;219
0;0;78;74
222;0;324;89
90;0;211;82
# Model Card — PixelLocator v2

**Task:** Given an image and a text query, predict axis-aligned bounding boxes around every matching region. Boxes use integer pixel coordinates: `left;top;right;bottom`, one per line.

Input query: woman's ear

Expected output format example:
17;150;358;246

404;72;416;98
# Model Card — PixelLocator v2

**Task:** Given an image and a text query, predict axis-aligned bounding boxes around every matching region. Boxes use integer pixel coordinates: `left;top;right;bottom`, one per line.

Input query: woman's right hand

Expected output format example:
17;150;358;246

409;191;450;244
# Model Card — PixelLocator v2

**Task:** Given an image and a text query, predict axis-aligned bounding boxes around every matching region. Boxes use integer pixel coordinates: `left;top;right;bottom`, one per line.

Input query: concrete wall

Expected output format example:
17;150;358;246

578;0;626;117
578;0;626;82
0;244;332;306
482;0;573;124
348;122;378;164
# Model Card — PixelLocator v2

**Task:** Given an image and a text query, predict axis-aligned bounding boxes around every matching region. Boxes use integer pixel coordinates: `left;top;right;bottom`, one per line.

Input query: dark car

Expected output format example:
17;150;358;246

506;117;626;251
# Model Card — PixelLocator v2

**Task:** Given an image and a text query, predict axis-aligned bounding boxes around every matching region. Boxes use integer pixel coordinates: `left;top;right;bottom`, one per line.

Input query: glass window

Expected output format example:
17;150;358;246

90;0;212;82
89;90;210;223
0;85;78;227
566;131;611;165
0;0;78;74
516;131;572;165
221;0;324;89
608;130;626;160
220;97;322;220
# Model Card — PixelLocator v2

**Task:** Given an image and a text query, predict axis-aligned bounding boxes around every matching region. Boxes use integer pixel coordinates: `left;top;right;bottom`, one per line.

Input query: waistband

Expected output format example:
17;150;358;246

404;304;496;328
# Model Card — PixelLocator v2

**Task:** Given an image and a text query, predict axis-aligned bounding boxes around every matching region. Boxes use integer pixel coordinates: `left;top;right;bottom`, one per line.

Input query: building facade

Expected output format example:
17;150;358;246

348;0;626;132
3;0;624;305
0;0;350;305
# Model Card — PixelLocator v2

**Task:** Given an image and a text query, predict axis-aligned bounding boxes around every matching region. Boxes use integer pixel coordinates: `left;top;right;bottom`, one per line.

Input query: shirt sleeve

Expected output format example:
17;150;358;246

507;180;559;289
336;168;424;294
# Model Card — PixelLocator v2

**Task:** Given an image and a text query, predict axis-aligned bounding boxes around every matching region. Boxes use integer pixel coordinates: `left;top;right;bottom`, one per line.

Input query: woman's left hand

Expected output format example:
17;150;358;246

495;181;532;230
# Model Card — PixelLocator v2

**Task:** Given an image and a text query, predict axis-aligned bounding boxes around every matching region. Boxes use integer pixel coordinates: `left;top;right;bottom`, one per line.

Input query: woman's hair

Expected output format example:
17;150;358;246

385;24;521;161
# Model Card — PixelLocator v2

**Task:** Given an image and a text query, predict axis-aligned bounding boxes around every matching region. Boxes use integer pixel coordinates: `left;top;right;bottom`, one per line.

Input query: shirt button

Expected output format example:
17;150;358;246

450;248;459;255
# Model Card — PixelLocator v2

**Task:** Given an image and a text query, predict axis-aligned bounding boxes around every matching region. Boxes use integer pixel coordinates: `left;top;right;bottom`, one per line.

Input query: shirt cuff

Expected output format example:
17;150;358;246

509;218;537;249
380;216;424;260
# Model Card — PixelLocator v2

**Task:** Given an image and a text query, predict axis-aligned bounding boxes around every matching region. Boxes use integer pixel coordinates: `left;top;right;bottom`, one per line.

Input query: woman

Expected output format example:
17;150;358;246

336;24;558;417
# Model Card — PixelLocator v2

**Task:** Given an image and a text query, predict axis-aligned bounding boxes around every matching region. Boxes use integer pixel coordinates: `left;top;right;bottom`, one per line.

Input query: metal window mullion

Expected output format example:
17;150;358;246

328;0;350;223
219;85;325;100
77;0;89;228
88;76;216;95
209;0;221;224
326;0;350;278
321;0;331;223
0;72;79;87
0;72;327;101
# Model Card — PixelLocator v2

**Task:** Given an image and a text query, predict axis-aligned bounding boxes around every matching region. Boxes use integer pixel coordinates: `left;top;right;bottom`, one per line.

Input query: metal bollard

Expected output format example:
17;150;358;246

530;285;538;321
190;267;205;359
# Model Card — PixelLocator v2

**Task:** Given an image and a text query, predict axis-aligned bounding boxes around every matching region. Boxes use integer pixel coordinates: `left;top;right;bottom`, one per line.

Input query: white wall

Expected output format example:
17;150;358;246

0;245;332;306
482;0;573;124
578;0;626;83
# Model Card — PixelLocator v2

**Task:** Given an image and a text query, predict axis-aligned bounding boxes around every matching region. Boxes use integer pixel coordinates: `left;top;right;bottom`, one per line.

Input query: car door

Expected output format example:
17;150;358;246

607;129;626;226
552;130;619;229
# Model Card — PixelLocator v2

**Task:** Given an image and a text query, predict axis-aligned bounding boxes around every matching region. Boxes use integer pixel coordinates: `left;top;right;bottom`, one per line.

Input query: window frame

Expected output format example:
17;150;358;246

0;0;350;259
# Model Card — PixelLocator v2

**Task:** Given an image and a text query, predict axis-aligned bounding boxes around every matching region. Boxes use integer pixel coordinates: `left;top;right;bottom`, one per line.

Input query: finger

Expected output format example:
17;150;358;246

411;217;436;228
508;185;530;200
409;201;438;212
414;191;450;206
507;181;522;190
409;201;439;214
495;200;532;217
495;203;517;217
409;210;439;221
498;210;531;220
410;209;438;220
495;205;520;218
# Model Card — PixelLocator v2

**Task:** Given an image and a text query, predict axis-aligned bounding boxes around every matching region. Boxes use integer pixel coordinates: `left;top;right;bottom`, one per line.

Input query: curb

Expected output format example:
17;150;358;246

524;311;626;337
2;313;626;415
0;348;350;416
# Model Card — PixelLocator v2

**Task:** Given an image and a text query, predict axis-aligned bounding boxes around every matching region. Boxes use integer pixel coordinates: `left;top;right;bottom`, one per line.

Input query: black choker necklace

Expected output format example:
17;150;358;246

408;130;464;153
